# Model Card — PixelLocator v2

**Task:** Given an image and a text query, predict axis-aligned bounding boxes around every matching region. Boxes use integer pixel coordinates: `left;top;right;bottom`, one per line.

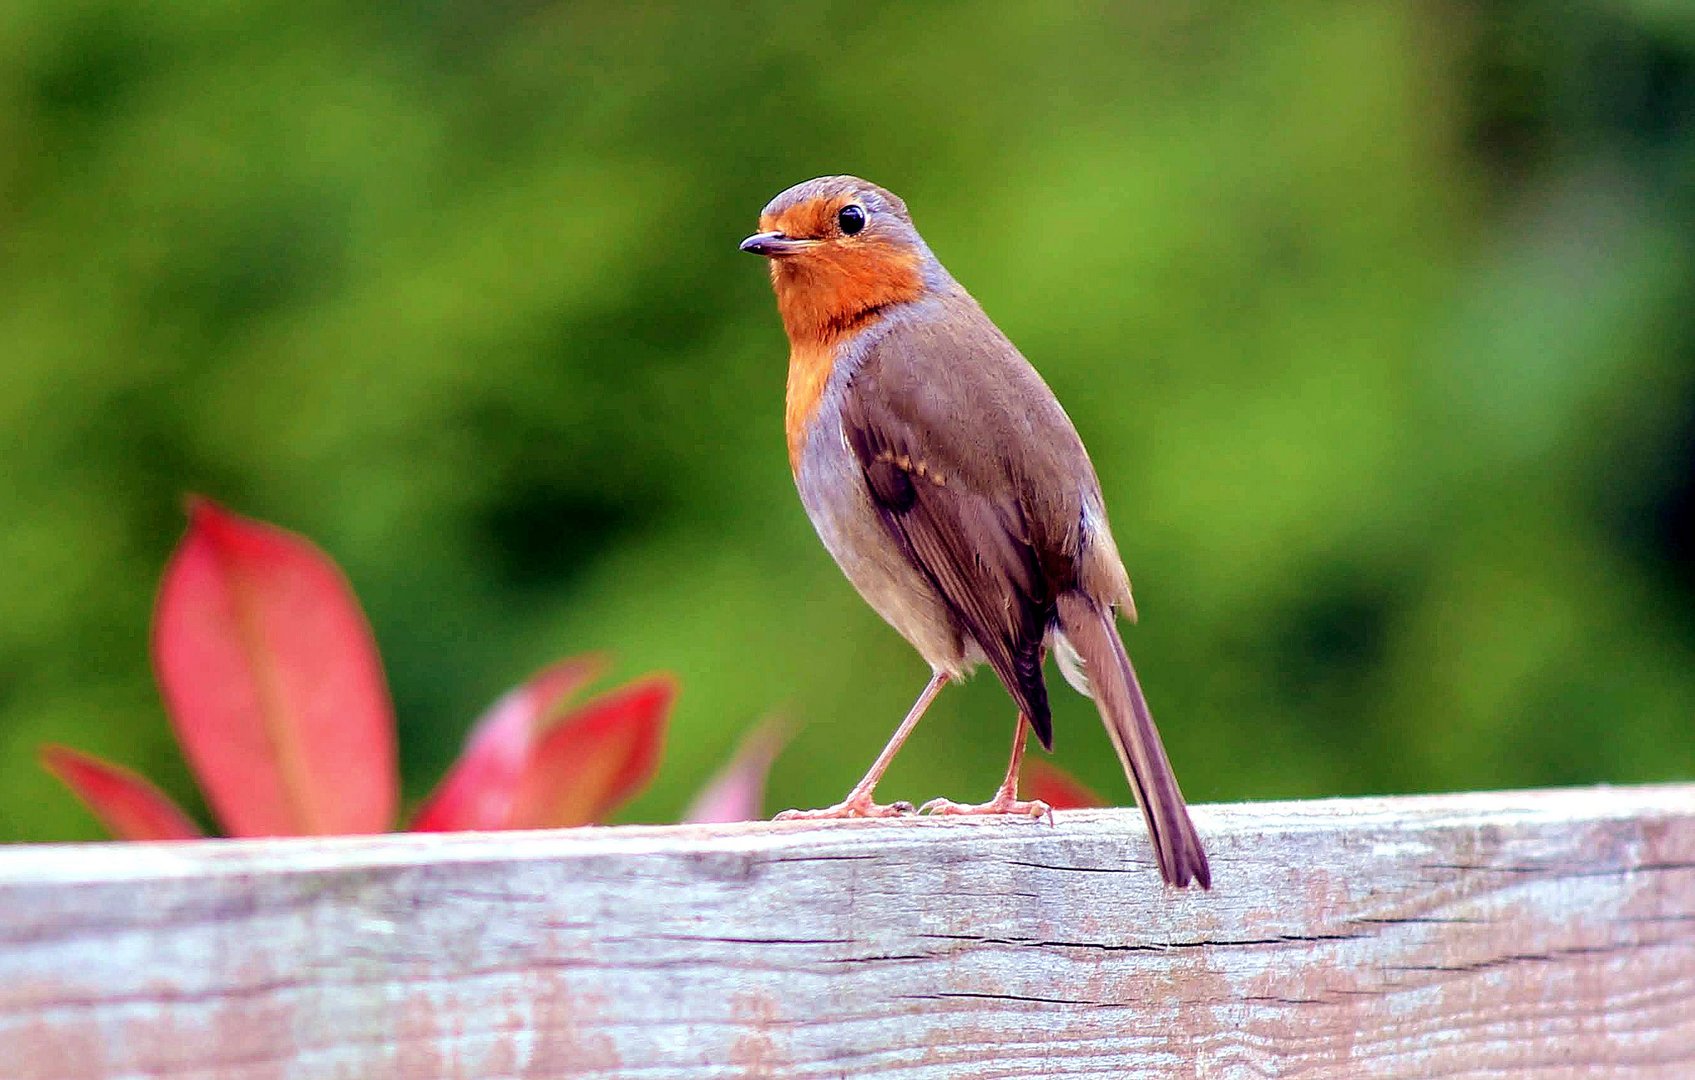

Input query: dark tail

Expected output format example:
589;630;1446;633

1055;593;1210;889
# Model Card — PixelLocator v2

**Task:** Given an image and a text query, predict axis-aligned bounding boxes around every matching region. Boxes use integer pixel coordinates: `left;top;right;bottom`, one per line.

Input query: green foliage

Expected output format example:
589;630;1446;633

2;1;1691;841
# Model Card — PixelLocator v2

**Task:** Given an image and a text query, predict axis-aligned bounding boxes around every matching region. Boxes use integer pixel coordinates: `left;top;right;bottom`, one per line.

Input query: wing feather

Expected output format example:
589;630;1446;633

841;354;1059;747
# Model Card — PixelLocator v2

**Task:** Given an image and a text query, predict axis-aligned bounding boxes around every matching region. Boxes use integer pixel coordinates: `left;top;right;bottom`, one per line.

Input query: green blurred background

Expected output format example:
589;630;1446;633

2;2;1691;842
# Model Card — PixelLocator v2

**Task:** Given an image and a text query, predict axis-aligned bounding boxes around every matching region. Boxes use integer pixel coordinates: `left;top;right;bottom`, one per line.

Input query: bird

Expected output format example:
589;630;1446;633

740;175;1210;888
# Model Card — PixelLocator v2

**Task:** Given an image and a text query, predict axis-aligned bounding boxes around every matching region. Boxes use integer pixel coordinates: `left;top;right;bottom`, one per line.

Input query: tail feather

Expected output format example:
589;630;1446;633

1055;593;1210;889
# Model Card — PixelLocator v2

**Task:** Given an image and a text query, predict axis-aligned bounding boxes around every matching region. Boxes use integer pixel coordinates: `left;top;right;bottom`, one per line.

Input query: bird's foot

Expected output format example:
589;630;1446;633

919;794;1052;822
774;795;916;821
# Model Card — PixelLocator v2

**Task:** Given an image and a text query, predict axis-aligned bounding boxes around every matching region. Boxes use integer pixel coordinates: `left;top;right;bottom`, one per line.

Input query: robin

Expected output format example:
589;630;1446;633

741;176;1210;888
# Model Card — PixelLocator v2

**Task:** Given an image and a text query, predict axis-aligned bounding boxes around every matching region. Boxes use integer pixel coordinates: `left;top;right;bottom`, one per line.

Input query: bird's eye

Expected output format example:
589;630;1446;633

837;204;867;235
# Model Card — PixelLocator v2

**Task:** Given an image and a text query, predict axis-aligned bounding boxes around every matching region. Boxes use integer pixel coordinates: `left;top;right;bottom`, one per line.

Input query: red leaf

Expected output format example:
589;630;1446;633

506;676;675;829
152;498;398;836
1023;760;1106;811
41;746;204;841
683;717;789;824
409;655;608;832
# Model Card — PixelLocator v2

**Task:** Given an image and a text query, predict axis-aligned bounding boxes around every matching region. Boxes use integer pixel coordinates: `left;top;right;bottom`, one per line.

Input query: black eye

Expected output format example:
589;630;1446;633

837;204;866;235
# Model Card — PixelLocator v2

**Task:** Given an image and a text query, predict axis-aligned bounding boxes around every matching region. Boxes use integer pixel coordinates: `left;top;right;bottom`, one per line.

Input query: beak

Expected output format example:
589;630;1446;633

739;231;814;258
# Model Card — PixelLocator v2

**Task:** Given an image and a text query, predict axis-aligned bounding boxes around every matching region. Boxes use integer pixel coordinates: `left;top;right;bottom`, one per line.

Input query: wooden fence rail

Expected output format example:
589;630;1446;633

3;784;1693;1078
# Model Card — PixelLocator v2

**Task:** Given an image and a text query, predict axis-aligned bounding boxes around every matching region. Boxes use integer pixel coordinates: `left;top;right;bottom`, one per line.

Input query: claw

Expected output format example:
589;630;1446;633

919;795;1051;821
774;794;917;821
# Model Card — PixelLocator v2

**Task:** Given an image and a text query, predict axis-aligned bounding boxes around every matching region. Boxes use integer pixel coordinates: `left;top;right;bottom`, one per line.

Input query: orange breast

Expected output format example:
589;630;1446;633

784;341;834;471
773;246;925;471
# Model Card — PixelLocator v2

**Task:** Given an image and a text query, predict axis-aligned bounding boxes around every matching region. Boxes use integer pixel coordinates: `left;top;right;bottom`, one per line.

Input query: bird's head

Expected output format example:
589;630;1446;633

741;176;939;349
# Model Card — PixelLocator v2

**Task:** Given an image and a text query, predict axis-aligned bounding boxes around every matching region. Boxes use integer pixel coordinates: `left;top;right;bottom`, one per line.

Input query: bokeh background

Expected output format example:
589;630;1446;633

3;2;1692;842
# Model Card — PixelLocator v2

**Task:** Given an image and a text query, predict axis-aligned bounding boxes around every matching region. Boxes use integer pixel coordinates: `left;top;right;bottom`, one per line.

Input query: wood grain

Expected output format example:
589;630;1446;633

2;784;1692;1078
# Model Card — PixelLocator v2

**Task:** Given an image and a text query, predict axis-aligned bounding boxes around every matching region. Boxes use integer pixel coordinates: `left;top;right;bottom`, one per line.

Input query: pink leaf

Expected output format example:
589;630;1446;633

152;498;398;836
41;746;204;841
683;718;789;824
409;655;608;832
506;676;676;829
1023;759;1106;811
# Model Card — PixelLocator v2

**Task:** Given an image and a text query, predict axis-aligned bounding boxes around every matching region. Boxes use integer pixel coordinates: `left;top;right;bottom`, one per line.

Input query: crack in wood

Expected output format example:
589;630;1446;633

902;990;1131;1009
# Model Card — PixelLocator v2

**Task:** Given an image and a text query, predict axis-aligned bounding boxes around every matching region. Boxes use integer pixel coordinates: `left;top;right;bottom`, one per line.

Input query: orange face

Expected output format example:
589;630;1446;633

751;194;927;350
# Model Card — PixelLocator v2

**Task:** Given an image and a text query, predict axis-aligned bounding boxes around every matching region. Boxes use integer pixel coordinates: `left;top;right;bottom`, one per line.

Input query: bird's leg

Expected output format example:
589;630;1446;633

774;670;949;820
920;714;1051;820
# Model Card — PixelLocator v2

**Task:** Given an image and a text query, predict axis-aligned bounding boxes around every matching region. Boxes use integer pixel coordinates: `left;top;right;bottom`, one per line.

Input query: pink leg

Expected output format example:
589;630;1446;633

920;714;1051;820
774;670;949;820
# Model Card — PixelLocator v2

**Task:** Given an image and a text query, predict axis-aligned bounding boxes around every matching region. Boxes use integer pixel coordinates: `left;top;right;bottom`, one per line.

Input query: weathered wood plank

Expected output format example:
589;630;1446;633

2;784;1692;1078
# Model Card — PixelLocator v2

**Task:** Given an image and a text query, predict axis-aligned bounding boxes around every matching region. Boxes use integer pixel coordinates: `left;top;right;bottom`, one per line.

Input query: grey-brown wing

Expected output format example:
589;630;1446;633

840;360;1060;747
